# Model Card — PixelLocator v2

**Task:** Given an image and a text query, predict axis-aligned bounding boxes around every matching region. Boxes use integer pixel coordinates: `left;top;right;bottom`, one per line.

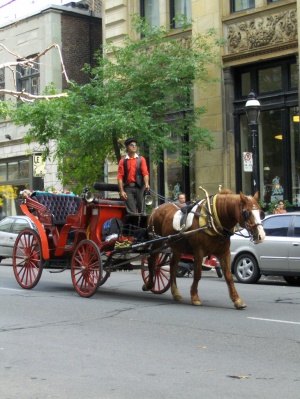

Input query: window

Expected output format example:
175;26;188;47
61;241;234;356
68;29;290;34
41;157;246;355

140;0;160;27
16;56;40;95
267;0;283;3
234;58;298;205
263;215;292;237
231;0;255;13
293;216;300;237
0;163;7;181
12;218;30;234
259;66;282;93
0;68;4;101
170;0;191;28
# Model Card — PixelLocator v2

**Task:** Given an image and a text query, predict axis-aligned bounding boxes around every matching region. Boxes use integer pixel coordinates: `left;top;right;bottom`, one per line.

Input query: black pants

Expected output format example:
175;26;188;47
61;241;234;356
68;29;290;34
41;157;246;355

124;185;144;214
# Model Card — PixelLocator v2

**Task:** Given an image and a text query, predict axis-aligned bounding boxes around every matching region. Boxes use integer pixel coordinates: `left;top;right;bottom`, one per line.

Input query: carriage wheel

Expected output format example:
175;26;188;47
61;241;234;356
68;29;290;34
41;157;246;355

141;252;171;294
99;271;110;286
13;228;44;289
71;240;102;298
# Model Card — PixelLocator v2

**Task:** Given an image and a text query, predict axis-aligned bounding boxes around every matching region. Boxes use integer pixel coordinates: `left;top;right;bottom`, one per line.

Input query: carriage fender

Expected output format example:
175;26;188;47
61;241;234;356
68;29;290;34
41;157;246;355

20;203;50;260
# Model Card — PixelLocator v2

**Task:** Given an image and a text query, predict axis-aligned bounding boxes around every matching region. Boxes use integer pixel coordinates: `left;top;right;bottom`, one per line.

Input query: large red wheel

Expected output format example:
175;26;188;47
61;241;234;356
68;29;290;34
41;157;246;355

71;240;102;298
13;228;44;289
141;252;171;294
99;271;110;286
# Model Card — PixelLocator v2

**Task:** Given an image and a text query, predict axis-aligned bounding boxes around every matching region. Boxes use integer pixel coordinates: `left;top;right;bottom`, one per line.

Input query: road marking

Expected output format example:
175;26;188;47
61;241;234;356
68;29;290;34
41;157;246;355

0;287;24;292
248;317;300;325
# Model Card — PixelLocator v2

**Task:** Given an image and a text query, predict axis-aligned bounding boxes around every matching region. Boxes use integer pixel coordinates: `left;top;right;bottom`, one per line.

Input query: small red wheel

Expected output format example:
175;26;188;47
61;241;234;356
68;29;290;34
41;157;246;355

141;252;171;294
13;228;44;289
71;240;102;297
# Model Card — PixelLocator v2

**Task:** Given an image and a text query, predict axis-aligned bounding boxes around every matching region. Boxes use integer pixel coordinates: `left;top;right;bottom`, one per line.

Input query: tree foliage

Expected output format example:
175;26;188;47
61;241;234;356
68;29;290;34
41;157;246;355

3;16;223;192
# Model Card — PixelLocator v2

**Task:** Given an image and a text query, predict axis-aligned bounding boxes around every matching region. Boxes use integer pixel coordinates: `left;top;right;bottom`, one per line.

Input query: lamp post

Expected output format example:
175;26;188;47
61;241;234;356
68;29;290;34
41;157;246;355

245;91;261;195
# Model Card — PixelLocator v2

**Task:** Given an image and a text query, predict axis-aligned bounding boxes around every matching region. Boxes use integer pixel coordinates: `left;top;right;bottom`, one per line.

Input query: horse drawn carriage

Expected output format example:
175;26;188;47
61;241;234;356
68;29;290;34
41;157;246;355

13;183;265;308
13;183;172;297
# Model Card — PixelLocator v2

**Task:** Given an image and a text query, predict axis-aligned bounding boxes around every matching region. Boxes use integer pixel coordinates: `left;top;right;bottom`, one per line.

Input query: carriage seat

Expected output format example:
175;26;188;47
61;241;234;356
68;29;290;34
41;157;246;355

34;194;82;226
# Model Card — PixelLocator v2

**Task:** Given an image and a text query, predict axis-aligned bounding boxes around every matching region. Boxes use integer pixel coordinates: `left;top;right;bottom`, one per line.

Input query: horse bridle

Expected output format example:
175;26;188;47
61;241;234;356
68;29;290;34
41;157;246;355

242;205;264;236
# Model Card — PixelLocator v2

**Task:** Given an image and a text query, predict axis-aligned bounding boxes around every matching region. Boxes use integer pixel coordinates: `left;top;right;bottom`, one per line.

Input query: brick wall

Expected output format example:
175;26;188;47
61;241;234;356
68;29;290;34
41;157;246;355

61;13;102;88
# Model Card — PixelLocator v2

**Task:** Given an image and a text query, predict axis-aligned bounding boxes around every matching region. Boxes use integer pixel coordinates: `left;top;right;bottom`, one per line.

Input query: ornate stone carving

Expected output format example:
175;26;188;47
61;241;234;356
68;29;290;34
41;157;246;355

227;9;297;54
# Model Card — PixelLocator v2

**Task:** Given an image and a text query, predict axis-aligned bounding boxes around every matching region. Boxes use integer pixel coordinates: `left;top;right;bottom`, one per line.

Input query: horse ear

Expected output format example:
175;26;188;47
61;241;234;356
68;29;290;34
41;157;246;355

253;192;259;201
239;192;247;205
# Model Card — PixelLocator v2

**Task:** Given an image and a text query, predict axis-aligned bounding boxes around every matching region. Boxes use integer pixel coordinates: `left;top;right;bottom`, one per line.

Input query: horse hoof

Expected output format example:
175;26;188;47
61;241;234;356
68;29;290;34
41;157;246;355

142;284;150;292
173;294;183;302
234;299;247;309
192;300;202;306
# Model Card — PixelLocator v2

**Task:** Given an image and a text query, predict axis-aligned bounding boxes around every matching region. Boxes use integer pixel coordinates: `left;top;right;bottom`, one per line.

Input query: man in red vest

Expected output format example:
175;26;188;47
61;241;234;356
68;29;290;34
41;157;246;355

117;138;150;214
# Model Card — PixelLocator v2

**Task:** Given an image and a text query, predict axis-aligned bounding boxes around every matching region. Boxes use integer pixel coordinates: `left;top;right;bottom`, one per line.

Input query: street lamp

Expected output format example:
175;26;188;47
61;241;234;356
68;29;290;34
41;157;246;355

245;91;261;195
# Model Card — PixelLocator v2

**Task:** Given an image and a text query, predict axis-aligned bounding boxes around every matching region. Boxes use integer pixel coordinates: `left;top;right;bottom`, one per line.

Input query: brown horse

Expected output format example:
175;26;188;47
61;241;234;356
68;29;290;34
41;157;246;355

143;189;265;309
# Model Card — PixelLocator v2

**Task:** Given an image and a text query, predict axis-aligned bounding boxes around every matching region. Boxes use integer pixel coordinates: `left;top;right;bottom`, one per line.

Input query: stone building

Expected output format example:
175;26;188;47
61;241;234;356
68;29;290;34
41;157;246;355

0;0;101;215
103;0;300;206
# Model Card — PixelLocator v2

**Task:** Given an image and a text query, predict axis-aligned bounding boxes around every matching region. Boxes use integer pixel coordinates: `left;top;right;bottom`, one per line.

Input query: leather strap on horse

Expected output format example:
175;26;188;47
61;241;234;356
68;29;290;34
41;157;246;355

198;186;234;237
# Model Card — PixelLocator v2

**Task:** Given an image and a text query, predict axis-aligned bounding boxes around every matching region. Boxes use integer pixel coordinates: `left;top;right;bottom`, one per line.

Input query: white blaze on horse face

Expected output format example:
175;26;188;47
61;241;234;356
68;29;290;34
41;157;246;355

252;209;265;243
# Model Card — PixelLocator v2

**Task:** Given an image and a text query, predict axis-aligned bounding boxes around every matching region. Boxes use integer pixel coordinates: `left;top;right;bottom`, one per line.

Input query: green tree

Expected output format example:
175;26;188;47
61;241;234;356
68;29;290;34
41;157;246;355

3;16;224;193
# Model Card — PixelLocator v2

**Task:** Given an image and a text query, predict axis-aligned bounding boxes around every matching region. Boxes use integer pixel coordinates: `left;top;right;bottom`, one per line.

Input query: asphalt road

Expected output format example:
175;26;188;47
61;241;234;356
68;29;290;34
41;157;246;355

1;262;300;399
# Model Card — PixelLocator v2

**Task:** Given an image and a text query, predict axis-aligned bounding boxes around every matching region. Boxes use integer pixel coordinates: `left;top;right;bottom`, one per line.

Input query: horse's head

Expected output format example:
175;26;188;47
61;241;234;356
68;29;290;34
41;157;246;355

239;192;265;243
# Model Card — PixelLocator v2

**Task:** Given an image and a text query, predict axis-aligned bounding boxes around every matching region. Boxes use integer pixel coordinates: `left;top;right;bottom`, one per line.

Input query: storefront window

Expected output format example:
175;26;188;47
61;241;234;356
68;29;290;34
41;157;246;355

8;162;19;180
290;63;298;89
241;72;251;97
0;163;7;181
259;67;282;93
260;110;284;203
290;107;300;206
240;109;285;203
19;160;30;178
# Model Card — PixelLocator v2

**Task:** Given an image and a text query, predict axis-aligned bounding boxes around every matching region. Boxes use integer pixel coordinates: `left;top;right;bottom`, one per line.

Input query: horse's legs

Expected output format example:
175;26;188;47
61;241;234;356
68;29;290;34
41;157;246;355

170;251;183;301
142;250;158;291
190;251;203;306
219;251;247;309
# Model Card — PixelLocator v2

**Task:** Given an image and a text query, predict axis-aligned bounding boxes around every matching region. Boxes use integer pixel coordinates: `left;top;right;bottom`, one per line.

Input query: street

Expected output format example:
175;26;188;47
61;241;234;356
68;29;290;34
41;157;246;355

1;262;300;399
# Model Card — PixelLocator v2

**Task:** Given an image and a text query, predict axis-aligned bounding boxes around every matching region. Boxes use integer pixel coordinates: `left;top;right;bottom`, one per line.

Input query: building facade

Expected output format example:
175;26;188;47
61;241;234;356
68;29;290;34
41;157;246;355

0;1;101;216
103;0;300;206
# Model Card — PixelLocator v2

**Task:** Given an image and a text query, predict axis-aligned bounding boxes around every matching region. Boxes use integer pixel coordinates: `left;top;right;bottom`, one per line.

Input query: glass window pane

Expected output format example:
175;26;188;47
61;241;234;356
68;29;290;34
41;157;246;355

173;0;191;28
293;216;300;237
12;218;30;234
143;0;160;27
259;66;282;93
232;0;255;12
0;163;7;181
19;160;29;179
8;162;18;180
290;63;297;89
261;110;285;204
263;215;291;237
290;107;300;206
241;72;251;97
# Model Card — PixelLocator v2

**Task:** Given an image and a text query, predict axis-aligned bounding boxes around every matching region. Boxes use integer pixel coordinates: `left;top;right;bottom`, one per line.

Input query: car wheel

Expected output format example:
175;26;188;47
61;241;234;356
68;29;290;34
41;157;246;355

233;253;261;284
283;276;300;286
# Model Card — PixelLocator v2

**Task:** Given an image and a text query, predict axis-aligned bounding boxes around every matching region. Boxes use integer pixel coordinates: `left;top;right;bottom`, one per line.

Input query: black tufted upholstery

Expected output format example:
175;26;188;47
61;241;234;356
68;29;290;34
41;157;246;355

35;194;82;225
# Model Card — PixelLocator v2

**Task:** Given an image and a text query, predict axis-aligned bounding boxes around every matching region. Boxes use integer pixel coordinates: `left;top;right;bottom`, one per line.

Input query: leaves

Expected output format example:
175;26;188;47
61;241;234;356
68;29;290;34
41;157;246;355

6;16;222;193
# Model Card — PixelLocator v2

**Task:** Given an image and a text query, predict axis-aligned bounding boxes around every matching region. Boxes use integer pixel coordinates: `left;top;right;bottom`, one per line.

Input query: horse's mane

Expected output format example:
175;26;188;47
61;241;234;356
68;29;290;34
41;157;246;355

219;188;233;195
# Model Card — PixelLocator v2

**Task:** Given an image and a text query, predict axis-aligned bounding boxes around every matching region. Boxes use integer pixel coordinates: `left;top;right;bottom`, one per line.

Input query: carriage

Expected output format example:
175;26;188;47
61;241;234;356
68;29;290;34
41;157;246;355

12;183;174;298
13;183;265;308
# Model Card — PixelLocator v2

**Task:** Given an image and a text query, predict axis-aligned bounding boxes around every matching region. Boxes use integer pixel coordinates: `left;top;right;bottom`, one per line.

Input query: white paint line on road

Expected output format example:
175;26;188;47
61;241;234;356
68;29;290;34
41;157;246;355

0;287;24;292
248;317;300;325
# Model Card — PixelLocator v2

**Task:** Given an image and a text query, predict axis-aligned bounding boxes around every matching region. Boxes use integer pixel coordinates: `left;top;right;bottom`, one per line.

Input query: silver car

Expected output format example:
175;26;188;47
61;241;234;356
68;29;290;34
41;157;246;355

230;212;300;286
0;216;36;263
